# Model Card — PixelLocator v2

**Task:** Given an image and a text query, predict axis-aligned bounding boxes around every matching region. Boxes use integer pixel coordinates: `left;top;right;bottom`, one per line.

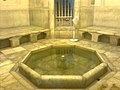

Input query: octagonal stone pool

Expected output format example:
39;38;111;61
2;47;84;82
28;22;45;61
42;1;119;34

18;45;108;89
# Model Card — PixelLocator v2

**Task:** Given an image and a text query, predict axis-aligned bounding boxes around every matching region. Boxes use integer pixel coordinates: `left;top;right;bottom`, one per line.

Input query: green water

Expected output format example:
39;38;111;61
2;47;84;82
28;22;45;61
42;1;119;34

26;47;101;75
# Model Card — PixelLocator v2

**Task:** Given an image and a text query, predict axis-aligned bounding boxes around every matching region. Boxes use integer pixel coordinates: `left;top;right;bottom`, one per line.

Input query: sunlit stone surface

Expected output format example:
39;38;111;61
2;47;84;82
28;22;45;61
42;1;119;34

17;45;108;89
0;0;120;90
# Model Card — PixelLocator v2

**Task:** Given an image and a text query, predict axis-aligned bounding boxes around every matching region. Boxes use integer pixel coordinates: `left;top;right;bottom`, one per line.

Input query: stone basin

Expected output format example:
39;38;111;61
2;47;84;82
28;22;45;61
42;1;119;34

18;45;108;89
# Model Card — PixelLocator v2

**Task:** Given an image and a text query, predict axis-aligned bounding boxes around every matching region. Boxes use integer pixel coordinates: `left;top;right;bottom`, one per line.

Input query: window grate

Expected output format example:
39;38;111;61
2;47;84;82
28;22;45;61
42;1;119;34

55;0;74;26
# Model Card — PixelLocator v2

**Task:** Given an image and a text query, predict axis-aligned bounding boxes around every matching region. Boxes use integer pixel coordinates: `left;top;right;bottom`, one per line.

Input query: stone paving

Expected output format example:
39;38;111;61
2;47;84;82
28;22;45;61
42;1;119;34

0;39;120;90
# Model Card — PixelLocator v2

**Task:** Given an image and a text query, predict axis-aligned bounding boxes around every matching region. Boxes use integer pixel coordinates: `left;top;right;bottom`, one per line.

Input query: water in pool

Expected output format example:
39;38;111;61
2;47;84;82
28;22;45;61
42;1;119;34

25;46;101;75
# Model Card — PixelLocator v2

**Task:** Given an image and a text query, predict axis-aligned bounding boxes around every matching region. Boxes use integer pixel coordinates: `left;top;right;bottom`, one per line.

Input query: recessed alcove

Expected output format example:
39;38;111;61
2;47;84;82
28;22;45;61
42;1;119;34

20;35;30;44
83;32;92;40
37;32;47;40
98;34;110;44
0;39;11;49
118;39;120;46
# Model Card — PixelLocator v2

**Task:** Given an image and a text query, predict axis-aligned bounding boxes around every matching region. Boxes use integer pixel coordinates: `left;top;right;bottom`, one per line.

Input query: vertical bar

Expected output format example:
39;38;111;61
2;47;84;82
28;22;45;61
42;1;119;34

71;0;74;25
64;0;66;17
60;0;62;16
63;0;65;25
63;0;64;16
62;0;64;25
56;0;58;17
69;1;71;16
71;0;72;16
64;0;66;25
56;0;58;26
60;0;62;26
70;0;73;25
68;0;69;17
67;0;70;25
61;0;63;25
66;0;68;16
58;0;60;26
69;0;71;25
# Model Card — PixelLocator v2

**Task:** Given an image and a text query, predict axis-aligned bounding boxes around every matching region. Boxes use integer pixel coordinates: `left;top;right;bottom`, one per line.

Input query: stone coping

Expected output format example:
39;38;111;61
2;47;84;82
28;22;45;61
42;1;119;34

12;44;109;89
19;62;107;89
21;44;98;64
79;26;120;36
0;26;49;39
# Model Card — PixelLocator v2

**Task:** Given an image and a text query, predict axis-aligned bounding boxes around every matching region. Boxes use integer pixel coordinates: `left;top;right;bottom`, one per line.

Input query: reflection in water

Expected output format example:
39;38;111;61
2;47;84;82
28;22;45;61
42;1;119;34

26;47;101;75
57;54;74;69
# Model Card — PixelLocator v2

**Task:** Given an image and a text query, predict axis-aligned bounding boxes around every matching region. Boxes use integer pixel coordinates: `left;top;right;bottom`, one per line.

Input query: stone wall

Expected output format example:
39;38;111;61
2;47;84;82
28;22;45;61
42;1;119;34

0;0;30;28
29;0;49;29
94;0;120;28
55;27;74;39
79;0;94;28
0;0;94;30
80;6;94;28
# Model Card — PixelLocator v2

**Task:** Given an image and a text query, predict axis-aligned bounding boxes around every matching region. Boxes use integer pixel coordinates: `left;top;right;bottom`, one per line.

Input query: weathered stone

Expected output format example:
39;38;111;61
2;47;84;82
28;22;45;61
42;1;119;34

0;60;13;67
10;36;21;47
91;33;101;42
110;36;119;45
30;33;38;43
0;64;14;75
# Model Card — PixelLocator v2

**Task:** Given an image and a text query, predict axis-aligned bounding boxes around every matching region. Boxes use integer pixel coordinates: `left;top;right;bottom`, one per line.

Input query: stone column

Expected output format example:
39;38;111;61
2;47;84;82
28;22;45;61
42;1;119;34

30;33;38;43
74;0;80;29
73;0;80;39
9;36;21;47
110;36;118;45
101;0;105;7
49;0;55;38
91;33;101;42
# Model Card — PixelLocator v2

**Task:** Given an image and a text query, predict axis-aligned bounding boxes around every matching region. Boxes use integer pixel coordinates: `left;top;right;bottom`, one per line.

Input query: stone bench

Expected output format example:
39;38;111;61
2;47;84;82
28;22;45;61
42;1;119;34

79;26;120;46
0;26;50;49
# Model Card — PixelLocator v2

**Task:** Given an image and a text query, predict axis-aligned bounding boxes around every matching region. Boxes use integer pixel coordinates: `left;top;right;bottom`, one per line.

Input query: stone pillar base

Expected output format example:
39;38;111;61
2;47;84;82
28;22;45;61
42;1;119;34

30;33;38;43
10;36;21;47
91;33;101;42
110;36;119;45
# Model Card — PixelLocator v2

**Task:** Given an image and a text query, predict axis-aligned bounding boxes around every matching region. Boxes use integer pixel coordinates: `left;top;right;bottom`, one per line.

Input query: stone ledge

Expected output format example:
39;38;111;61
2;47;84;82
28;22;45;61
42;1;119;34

0;26;49;39
79;26;120;46
0;26;50;49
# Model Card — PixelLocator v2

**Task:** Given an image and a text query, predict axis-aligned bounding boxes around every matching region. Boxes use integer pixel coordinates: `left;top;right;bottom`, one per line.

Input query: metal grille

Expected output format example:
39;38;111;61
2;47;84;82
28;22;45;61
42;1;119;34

55;0;74;26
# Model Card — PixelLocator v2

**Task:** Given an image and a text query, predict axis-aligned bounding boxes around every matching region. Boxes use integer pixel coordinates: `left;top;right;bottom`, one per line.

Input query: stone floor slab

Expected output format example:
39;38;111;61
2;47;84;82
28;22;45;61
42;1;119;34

1;48;16;55
0;64;14;75
0;60;13;67
13;47;26;52
0;39;120;90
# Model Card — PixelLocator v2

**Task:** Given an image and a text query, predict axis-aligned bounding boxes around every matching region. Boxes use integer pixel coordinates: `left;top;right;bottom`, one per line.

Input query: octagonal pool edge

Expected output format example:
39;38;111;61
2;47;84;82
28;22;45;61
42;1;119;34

19;62;107;89
14;45;109;89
